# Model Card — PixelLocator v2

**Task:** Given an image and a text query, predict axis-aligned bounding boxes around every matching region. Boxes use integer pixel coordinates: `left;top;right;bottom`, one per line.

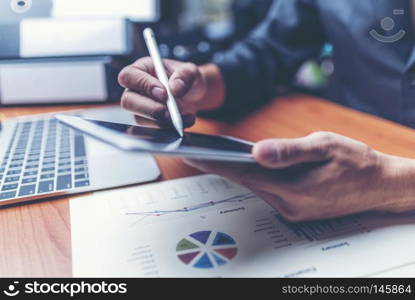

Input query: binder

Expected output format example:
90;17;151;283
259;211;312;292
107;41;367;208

0;18;134;59
0;56;123;105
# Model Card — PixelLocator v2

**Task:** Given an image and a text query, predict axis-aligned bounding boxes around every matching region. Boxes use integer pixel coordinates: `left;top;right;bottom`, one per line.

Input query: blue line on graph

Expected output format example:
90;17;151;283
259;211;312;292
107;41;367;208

125;193;256;217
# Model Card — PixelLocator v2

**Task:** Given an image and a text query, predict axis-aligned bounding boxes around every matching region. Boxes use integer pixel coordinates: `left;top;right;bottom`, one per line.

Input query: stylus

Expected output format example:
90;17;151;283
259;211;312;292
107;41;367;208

143;28;184;137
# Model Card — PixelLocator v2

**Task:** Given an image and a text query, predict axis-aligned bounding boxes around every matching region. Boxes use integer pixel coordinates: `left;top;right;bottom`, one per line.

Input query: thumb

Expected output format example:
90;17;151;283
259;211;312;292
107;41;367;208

253;133;335;169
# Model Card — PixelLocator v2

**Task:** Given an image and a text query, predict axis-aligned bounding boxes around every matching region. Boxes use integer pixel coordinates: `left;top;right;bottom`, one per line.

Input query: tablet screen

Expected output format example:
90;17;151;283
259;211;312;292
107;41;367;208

87;119;253;154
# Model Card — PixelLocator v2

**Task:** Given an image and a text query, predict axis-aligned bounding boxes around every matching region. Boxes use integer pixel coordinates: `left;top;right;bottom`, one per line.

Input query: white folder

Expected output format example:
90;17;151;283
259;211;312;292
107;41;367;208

0;57;111;105
19;18;133;58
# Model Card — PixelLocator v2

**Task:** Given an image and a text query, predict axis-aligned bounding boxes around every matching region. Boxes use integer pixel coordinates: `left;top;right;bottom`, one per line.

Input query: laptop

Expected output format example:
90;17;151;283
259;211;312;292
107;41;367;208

0;106;160;206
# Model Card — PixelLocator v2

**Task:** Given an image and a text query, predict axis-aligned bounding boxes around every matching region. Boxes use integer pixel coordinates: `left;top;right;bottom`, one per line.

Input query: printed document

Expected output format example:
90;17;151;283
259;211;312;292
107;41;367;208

71;175;415;277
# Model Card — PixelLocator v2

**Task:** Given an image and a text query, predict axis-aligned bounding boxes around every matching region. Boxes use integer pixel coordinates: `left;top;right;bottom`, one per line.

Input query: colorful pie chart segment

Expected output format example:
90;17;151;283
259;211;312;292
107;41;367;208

212;232;236;246
176;238;199;251
176;231;238;269
178;251;200;264
214;247;238;260
190;231;211;244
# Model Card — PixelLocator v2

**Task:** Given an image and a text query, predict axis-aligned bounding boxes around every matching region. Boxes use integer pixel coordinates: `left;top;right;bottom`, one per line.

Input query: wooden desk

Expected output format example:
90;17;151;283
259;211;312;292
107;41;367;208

2;95;415;277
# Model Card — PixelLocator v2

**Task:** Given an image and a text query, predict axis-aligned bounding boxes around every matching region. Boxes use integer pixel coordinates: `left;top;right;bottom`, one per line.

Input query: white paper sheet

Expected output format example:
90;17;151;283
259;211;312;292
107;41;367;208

0;60;107;104
20;18;128;58
70;175;415;277
52;0;158;22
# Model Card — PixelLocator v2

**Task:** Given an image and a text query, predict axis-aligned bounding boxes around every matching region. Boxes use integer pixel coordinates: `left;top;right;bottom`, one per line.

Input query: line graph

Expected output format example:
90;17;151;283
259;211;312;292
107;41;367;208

125;192;257;218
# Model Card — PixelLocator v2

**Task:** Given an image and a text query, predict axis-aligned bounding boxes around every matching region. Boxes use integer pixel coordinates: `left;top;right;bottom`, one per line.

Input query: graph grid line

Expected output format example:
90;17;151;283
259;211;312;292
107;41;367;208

125;193;257;217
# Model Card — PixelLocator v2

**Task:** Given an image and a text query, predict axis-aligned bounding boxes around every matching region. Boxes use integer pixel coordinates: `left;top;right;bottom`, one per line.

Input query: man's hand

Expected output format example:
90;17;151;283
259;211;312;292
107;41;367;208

118;58;224;128
184;132;415;221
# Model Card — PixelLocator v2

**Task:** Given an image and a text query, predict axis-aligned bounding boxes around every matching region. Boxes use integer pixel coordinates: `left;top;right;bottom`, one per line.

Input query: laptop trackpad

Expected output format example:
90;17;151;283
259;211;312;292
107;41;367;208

85;136;118;157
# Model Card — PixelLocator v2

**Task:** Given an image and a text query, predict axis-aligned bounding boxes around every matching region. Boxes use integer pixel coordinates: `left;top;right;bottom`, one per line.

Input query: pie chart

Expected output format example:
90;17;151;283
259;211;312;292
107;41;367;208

176;231;238;269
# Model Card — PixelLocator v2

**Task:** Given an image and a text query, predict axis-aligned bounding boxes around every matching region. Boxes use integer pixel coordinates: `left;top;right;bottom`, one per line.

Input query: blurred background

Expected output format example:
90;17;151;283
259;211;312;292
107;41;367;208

0;0;333;106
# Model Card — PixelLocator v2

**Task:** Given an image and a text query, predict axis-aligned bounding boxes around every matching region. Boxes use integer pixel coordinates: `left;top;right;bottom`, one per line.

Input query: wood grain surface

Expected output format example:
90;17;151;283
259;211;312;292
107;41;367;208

1;95;415;277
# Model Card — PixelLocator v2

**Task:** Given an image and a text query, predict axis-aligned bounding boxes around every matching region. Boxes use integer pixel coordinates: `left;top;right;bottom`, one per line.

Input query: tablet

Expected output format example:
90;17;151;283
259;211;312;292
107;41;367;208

56;115;255;162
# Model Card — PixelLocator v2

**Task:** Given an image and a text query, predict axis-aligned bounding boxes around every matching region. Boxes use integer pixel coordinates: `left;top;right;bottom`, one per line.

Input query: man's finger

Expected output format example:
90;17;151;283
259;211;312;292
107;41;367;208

183;159;295;194
121;90;167;121
133;115;164;129
164;111;196;128
248;189;295;218
118;66;167;102
183;159;248;179
253;132;336;169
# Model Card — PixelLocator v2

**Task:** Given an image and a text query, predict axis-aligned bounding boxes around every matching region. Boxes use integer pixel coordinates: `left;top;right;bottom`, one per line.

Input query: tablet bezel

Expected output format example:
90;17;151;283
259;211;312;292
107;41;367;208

56;115;256;163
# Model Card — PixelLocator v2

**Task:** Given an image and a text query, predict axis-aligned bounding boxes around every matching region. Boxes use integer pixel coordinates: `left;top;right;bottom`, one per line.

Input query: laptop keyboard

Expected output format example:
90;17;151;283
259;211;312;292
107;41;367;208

0;118;91;201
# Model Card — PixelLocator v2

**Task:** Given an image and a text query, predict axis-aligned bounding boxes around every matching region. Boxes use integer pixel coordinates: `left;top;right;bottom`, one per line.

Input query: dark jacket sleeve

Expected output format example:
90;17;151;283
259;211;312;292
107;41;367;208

212;0;325;111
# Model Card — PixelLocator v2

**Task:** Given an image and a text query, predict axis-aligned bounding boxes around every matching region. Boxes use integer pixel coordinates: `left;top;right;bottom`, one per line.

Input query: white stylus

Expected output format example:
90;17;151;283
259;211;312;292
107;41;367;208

143;28;184;137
